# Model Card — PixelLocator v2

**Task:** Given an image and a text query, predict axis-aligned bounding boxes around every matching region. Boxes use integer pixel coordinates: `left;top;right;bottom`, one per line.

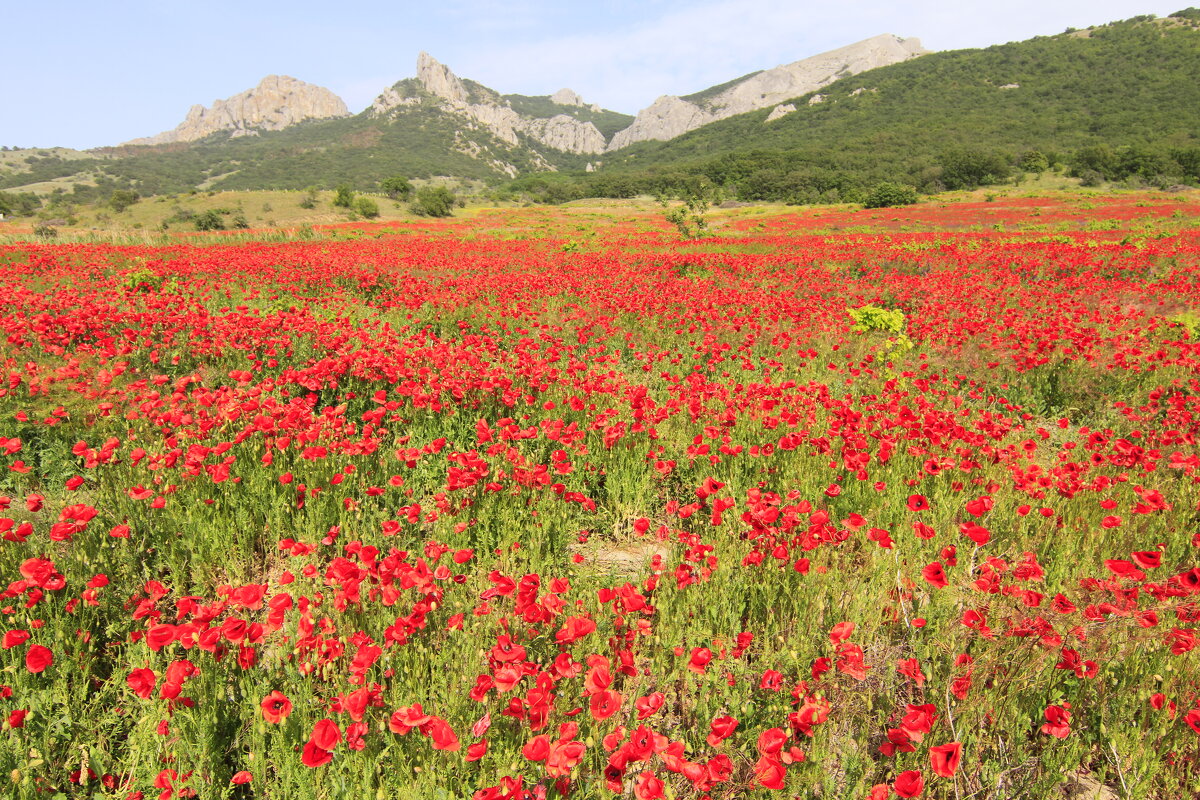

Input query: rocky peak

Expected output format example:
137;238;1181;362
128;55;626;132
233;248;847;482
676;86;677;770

607;96;716;151
373;54;608;155
416;52;469;104
607;34;928;151
550;88;584;107
125;75;348;146
702;34;927;117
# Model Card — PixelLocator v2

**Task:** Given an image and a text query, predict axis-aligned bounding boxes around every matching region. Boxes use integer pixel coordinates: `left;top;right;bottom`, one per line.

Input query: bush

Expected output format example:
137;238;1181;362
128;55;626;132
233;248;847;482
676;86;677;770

410;186;456;218
938;149;1012;190
109;189;139;213
380;176;413;201
862;182;919;209
332;185;355;209
355;197;380;219
194;210;225;231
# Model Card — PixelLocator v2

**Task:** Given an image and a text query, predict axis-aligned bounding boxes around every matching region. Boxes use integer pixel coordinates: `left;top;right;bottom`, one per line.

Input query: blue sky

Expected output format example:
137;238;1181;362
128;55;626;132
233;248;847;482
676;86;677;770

3;0;1183;149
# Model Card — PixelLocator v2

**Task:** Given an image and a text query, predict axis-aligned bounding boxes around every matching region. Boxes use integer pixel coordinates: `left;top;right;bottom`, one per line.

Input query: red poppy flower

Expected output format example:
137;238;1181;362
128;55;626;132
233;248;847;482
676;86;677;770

634;771;665;800
922;562;948;588
310;719;342;751
25;644;53;674
300;742;331;768
894;769;924;798
929;741;962;777
1040;704;1071;738
687;647;712;674
907;495;930;512
707;715;738;746
261;691;292;723
829;621;855;643
753;755;786;789
127;668;157;699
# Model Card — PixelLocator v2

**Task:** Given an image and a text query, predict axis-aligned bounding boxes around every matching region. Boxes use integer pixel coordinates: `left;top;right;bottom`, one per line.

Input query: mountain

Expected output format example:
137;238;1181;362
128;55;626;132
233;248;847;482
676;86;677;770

578;12;1200;200
124;76;350;145
369;53;623;157
606;34;927;150
3;12;1200;206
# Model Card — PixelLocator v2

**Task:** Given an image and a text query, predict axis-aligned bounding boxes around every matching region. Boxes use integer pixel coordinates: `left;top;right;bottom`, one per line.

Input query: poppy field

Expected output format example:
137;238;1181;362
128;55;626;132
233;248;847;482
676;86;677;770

2;193;1200;799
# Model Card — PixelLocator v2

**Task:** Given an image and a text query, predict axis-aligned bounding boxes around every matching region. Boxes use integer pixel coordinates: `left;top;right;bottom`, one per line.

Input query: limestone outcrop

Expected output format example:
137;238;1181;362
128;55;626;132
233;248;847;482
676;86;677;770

126;76;348;145
372;53;607;155
606;34;927;150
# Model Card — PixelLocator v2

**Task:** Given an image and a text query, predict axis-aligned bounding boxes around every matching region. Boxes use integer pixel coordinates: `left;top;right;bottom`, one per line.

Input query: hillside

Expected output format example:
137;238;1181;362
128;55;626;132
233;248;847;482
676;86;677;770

583;13;1200;200
0;56;627;201
4;12;1200;213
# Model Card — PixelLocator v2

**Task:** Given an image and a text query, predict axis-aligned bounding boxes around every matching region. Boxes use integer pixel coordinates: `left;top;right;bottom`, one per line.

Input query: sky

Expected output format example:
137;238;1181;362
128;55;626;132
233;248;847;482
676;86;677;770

2;0;1184;149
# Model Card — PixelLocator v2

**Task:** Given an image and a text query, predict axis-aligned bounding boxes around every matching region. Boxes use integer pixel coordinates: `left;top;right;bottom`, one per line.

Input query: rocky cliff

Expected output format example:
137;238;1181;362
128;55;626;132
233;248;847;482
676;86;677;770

126;76;349;145
371;54;608;156
607;34;927;151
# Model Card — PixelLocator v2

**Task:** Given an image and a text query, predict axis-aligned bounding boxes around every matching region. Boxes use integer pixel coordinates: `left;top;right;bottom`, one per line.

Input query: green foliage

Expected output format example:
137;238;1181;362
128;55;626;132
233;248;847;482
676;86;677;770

108;189;139;212
0;191;41;217
848;305;906;335
938;148;1012;190
194;210;225;231
410;186;457;217
862;182;919;208
1169;7;1200;20
584;17;1200;200
298;186;319;209
31;222;57;238
1018;149;1051;173
1167;311;1200;338
354;196;380;218
658;178;722;239
502;94;635;139
331;184;355;208
379;175;413;200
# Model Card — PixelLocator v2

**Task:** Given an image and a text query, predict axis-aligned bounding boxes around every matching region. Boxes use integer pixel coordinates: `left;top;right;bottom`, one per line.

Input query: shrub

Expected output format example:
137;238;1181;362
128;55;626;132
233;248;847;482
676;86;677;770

355;197;380;219
109;189;140;213
848;305;906;335
332;185;355;209
410;186;456;218
194;210;225;231
862;182;919;209
380;176;413;201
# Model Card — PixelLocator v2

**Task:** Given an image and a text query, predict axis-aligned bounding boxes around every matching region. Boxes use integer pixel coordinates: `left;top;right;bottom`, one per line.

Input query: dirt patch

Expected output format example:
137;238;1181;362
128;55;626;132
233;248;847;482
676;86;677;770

570;538;671;579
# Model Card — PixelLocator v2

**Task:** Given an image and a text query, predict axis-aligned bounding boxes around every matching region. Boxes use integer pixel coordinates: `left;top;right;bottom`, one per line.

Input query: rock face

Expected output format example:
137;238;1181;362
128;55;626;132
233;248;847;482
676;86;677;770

766;103;796;122
372;53;607;155
606;34;927;150
417;52;469;104
126;76;348;145
551;88;584;106
607;96;717;151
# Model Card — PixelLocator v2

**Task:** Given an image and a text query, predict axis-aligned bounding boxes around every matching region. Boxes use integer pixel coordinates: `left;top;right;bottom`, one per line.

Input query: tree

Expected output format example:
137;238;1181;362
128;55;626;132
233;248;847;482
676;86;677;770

109;189;140;213
194;210;225;231
410;186;456;218
862;182;919;209
380;176;413;201
658;178;722;239
355;197;380;218
938;149;1012;190
1018;150;1050;174
332;184;355;208
298;186;319;210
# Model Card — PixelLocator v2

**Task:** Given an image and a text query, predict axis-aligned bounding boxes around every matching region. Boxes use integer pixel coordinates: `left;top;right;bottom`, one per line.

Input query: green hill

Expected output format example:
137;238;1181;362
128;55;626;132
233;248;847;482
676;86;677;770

574;12;1200;202
4;11;1200;214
